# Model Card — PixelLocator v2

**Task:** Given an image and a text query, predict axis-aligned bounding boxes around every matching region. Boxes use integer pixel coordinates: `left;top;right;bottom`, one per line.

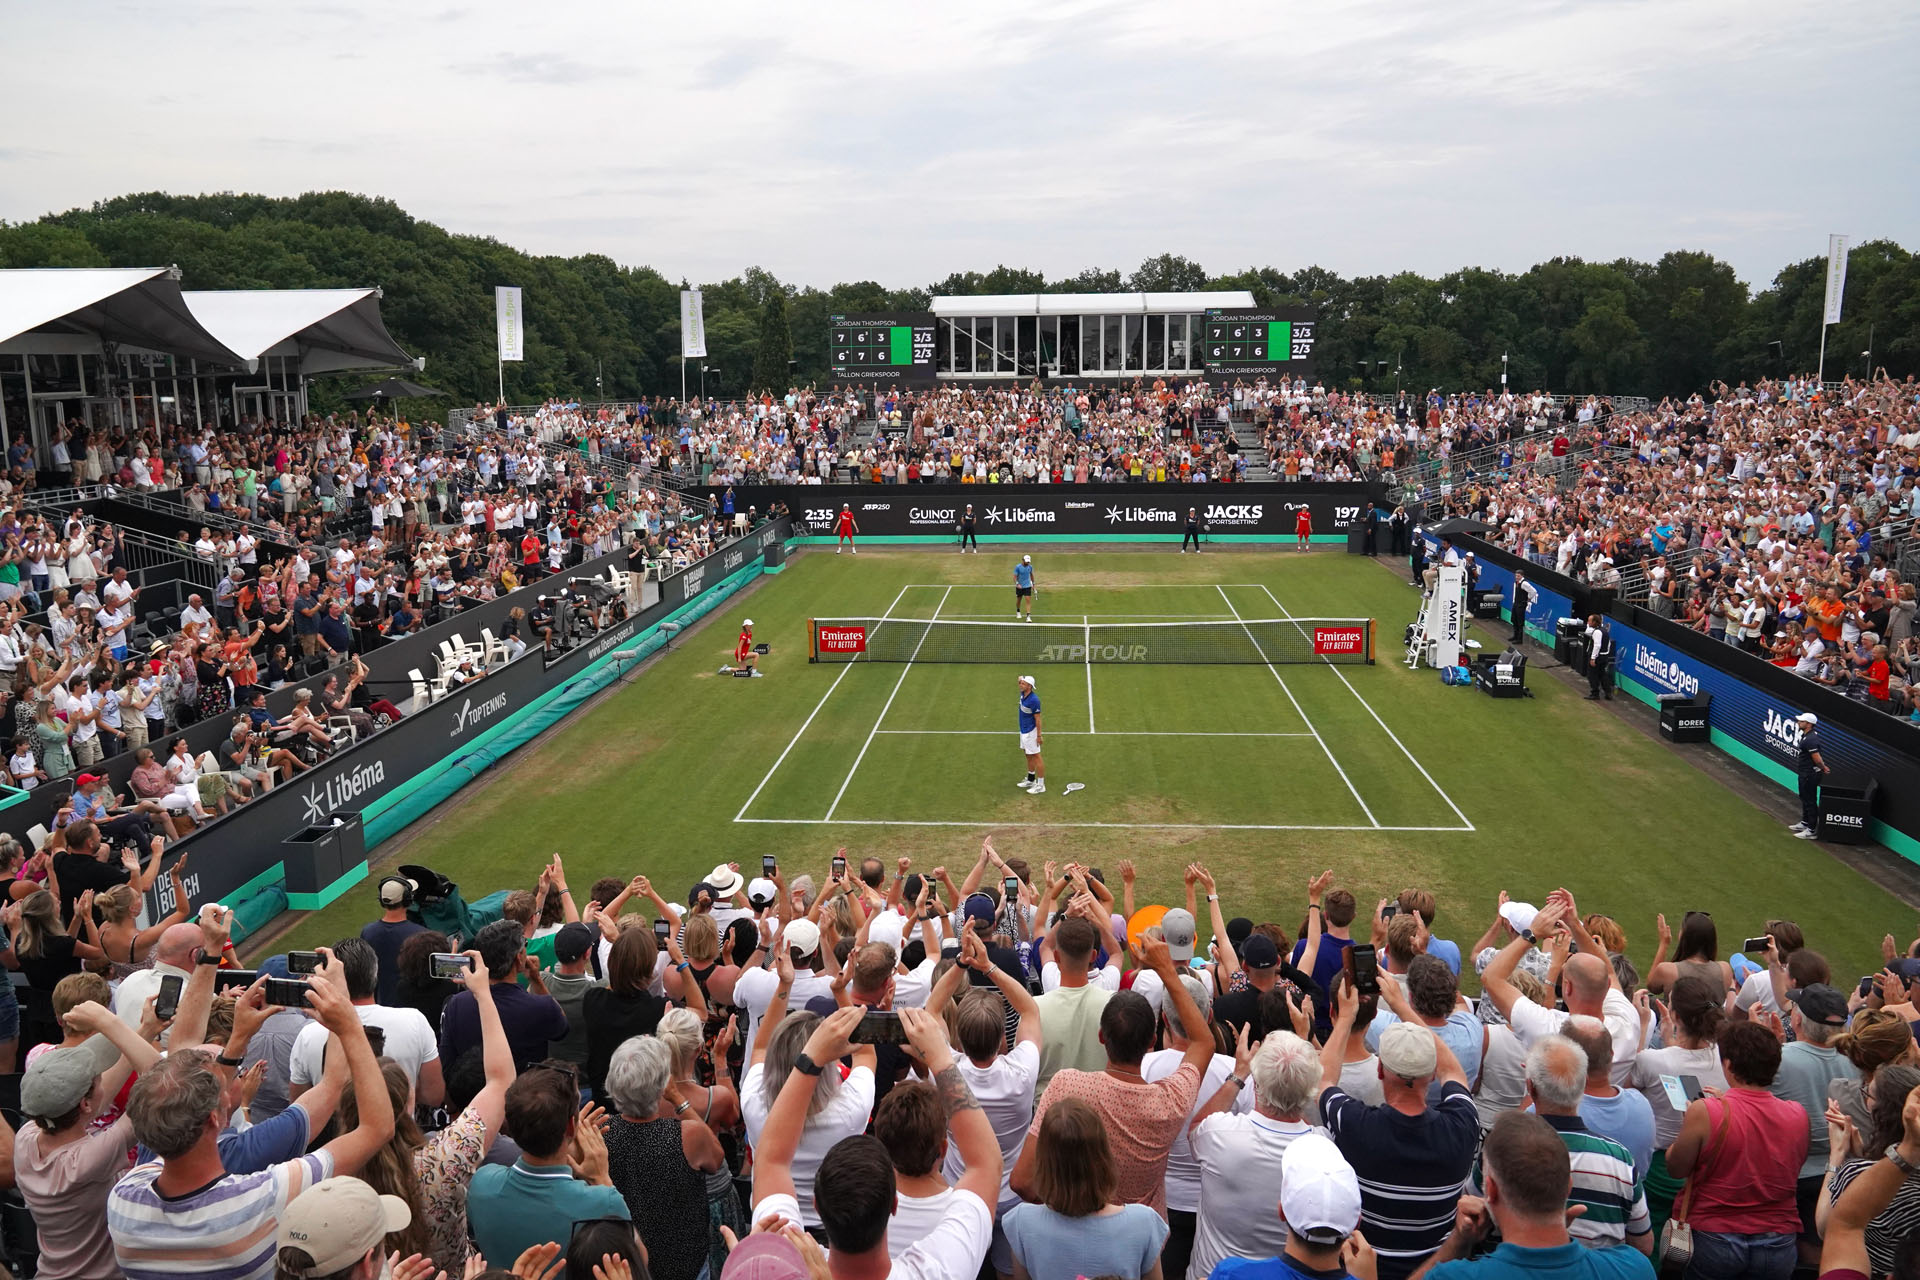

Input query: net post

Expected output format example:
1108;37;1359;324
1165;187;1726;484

1366;618;1376;665
808;618;817;663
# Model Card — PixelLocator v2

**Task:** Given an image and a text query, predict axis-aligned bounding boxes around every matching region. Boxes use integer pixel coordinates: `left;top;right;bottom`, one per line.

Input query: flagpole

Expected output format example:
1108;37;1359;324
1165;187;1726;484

1817;324;1828;384
498;358;505;406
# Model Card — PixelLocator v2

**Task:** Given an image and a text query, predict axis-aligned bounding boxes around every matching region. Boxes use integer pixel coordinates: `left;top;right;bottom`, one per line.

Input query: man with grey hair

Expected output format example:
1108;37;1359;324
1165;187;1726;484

1186;1029;1326;1280
107;931;396;1280
1563;1015;1653;1185
1520;1033;1652;1256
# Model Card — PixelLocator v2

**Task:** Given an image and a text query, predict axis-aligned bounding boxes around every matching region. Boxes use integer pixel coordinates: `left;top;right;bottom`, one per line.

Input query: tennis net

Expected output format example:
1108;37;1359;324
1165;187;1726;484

808;616;1374;665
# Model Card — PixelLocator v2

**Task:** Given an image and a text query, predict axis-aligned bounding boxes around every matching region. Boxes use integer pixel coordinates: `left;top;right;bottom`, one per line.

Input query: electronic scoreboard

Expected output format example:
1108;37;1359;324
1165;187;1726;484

829;313;937;383
1200;307;1318;376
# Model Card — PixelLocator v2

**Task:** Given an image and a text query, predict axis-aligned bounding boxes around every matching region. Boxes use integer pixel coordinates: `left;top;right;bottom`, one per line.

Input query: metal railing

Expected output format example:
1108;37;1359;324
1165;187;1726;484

114;528;221;589
109;487;284;540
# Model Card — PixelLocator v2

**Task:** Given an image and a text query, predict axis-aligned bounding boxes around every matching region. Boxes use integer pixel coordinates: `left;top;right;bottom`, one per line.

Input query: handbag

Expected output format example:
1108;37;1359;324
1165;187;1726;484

1659;1096;1734;1275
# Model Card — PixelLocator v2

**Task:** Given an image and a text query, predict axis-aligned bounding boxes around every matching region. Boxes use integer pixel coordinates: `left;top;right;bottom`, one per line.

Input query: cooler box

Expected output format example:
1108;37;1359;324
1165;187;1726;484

1658;693;1711;744
282;811;366;897
1819;779;1877;845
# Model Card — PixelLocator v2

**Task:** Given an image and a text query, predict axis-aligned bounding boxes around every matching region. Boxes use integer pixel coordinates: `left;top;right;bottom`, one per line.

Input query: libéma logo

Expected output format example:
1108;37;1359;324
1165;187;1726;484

450;691;509;736
301;759;387;824
984;506;1056;525
1037;643;1149;662
1104;506;1178;524
1631;645;1701;697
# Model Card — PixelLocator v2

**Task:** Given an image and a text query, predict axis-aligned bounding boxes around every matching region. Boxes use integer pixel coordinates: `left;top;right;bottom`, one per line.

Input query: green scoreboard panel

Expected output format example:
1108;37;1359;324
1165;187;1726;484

830;312;937;383
1201;307;1317;376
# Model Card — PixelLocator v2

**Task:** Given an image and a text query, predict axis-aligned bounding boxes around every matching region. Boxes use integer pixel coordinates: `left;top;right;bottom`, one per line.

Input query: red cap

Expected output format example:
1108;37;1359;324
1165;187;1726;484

74;773;103;787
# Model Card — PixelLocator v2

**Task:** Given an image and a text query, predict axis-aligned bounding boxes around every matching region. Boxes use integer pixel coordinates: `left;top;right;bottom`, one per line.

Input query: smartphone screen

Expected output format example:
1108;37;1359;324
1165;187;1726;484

155;973;184;1021
287;950;322;975
213;968;259;992
428;953;474;980
763;855;777;876
832;856;847;878
1742;936;1771;955
654;918;671;941
366;1026;386;1057
263;977;312;1009
1345;943;1380;996
1002;876;1020;901
850;1009;908;1045
1679;1073;1704;1102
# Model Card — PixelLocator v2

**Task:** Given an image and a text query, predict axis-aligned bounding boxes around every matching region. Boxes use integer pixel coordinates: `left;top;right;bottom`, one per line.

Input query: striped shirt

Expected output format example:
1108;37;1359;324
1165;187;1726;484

1537;1113;1651;1249
1320;1082;1478;1278
108;1151;333;1280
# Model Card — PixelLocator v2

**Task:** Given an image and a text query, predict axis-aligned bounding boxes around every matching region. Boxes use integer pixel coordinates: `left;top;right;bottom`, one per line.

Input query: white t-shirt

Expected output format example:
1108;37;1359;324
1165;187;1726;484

1628;1042;1726;1149
1187;1111;1320;1280
734;963;835;1053
752;1188;992;1280
1506;987;1641;1084
741;1063;876;1227
892;959;937;1011
288;1005;438;1093
887;1188;957;1261
1041;961;1121;993
941;1040;1039;1208
1141;1049;1252;1214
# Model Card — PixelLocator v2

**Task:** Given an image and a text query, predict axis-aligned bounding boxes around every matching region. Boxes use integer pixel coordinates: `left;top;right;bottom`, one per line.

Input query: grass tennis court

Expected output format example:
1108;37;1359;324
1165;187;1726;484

271;549;1915;987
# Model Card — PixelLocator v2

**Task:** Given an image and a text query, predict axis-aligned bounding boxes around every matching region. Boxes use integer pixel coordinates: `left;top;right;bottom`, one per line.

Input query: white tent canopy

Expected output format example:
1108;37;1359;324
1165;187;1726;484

183;288;418;374
929;290;1256;317
0;267;249;366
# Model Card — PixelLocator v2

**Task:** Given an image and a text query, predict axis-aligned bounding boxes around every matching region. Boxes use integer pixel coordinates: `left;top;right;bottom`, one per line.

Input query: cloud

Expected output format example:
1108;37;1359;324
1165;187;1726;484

0;0;1912;291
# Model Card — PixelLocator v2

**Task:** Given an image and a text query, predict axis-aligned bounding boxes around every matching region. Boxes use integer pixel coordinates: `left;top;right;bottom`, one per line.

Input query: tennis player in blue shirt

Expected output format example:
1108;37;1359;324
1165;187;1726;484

1013;554;1035;621
1017;674;1045;794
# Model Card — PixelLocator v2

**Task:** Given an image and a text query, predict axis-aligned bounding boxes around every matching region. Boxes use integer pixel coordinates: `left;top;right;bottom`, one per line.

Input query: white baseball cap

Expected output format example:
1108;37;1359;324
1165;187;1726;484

1018;675;1035;688
743;618;753;627
1022;554;1031;563
783;918;823;957
1499;900;1538;936
1797;712;1817;725
1279;1133;1362;1244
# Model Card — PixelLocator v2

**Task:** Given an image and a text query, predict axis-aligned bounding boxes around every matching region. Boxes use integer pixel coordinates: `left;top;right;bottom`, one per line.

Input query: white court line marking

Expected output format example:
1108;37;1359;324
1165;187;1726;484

735;583;912;822
1257;583;1476;831
1218;585;1379;827
1084;615;1096;734
873;730;1317;737
738;818;1472;831
823;585;952;821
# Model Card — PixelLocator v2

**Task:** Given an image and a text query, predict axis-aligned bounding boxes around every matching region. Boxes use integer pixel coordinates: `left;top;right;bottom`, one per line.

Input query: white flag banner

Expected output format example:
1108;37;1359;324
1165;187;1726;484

681;289;708;359
1823;234;1849;326
495;286;524;362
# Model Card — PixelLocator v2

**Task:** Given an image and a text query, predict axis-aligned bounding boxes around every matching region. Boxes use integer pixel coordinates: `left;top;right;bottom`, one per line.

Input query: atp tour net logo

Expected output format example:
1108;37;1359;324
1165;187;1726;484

1036;643;1149;662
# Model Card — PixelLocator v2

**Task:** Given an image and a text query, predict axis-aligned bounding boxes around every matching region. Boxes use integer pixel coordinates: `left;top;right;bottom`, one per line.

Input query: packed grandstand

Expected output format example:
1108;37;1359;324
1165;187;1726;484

0;358;1912;1280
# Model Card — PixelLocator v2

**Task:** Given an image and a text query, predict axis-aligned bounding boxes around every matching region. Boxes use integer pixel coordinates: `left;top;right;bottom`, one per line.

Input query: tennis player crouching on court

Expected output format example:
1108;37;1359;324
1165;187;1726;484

1017;673;1045;794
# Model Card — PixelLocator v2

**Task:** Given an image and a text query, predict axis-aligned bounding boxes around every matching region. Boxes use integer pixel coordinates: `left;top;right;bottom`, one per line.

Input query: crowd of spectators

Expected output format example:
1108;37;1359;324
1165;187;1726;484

0;403;743;805
0;840;1910;1280
1448;374;1920;717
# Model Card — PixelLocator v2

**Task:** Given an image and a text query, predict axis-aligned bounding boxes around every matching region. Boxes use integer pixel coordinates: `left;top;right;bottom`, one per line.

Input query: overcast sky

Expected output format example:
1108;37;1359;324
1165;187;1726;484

5;1;1915;293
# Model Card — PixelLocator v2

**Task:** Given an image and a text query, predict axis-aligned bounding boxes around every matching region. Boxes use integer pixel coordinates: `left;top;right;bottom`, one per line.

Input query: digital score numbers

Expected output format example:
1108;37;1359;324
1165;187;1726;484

829;313;938;383
1201;307;1318;376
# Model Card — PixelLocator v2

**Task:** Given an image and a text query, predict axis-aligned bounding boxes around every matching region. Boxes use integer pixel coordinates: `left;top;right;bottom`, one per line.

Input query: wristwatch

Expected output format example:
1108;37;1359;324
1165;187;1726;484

195;949;224;966
1888;1144;1920;1176
793;1052;825;1077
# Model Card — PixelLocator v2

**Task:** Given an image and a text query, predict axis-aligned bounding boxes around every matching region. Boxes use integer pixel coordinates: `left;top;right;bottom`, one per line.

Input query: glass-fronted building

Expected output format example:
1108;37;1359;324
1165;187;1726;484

928;290;1255;380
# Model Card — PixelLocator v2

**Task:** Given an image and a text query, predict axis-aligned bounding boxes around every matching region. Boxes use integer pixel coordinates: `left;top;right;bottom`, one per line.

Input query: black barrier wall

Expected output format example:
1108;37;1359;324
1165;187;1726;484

1446;530;1920;858
138;519;791;919
704;483;1380;540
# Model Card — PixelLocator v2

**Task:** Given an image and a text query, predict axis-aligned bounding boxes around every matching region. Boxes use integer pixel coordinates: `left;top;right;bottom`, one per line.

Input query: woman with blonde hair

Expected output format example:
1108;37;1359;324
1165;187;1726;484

655;1006;745;1276
1003;1097;1167;1280
5;888;105;992
1828;1006;1917;1136
87;859;191;971
28;970;112;1069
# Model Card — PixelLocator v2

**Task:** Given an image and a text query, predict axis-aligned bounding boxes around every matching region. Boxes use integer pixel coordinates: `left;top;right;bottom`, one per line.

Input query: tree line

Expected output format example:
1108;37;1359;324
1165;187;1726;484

0;192;1913;414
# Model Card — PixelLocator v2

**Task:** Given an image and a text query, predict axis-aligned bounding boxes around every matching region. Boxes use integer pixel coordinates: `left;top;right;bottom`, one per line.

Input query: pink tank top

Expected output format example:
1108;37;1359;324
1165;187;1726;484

1688;1089;1809;1235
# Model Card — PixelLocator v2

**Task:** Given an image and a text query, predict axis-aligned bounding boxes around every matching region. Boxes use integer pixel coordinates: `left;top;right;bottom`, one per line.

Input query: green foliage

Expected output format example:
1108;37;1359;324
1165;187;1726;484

1;192;1913;411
